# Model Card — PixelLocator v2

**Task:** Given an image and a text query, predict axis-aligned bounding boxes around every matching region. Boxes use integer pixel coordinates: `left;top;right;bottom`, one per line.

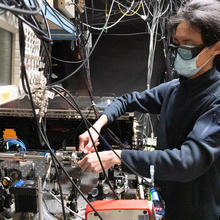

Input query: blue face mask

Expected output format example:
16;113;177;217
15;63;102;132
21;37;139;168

174;49;212;78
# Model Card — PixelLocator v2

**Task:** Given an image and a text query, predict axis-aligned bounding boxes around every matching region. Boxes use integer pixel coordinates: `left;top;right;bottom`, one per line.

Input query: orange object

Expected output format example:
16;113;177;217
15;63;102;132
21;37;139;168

85;200;155;220
3;129;18;140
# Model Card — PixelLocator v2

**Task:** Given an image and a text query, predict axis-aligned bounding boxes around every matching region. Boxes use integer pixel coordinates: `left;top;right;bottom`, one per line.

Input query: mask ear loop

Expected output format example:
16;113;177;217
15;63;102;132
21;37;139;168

197;47;214;69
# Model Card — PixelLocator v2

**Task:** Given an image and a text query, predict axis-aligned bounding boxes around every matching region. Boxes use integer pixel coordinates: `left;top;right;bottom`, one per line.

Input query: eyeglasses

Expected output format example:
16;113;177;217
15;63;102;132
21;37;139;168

168;43;206;60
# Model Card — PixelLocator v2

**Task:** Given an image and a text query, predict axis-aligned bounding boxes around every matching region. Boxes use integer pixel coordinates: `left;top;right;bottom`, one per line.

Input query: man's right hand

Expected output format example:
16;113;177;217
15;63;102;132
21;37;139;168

78;114;108;154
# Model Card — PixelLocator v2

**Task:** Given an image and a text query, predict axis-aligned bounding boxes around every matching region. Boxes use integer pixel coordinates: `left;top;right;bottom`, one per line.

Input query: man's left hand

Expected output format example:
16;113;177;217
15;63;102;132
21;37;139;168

77;150;122;173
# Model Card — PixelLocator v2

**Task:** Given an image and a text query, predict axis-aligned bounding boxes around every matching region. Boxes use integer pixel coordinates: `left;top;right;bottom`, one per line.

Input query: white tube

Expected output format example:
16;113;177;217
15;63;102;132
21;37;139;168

38;177;43;220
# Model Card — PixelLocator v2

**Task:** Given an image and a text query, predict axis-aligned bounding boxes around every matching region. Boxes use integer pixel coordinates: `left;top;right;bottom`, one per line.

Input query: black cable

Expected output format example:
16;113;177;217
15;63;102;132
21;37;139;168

48;0;116;86
15;1;103;218
50;85;151;185
38;125;104;220
0;2;40;15
43;0;76;34
21;90;103;219
18;19;67;219
51;87;119;200
93;31;149;36
16;15;52;42
91;0;94;26
24;1;53;79
43;198;56;217
40;122;67;220
39;102;102;219
39;8;53;78
73;104;94;145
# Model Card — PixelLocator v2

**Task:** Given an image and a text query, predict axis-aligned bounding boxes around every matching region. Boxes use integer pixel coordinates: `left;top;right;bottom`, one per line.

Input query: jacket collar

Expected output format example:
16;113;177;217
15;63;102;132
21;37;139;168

179;67;220;92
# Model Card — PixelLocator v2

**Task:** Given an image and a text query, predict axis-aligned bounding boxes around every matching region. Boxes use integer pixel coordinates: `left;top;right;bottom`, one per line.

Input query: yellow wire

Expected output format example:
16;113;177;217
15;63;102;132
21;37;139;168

117;0;142;17
105;0;108;32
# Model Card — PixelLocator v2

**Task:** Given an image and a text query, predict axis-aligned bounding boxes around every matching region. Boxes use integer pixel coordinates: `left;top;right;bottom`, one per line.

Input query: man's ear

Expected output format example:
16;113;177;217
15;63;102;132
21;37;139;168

213;41;220;55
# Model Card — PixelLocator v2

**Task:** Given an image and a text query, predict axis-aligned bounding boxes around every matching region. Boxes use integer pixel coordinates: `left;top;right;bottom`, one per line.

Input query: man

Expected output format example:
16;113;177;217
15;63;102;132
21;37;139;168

78;0;220;219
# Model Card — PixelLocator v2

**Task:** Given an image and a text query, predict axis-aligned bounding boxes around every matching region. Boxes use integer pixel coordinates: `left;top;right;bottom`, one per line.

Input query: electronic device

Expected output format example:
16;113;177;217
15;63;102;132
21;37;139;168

10;180;38;213
0;12;21;105
85;200;156;220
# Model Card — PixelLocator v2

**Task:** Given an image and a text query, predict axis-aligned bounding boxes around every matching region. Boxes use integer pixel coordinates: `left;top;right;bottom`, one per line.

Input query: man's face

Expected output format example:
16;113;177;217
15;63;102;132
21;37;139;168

174;22;203;46
173;22;215;78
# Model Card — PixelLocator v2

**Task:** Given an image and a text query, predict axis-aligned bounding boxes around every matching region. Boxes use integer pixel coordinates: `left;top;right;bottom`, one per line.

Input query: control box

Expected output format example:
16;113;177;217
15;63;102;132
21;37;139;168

85;200;156;220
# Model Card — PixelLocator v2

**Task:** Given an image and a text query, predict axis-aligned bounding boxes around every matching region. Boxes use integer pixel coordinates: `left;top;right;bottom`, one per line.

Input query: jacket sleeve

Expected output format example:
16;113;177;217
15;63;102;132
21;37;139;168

121;105;220;182
103;81;172;123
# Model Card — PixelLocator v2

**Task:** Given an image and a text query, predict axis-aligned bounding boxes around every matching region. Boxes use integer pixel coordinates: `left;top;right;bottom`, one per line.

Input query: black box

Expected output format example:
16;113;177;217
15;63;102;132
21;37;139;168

10;180;38;213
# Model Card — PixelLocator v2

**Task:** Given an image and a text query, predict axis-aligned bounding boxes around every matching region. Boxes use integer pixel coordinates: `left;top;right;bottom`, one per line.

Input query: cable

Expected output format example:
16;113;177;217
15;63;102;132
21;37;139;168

82;1;135;31
92;31;149;36
40;122;67;220
73;104;94;145
85;6;118;12
48;0;116;86
51;56;83;64
51;87;119;200
43;0;76;34
38;124;104;220
49;85;151;185
18;17;67;219
86;17;142;27
0;2;40;15
15;15;52;42
117;0;142;17
46;190;85;220
18;15;101;219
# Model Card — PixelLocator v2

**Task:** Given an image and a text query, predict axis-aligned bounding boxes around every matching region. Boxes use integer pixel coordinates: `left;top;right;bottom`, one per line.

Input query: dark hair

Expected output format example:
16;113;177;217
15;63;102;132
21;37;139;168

169;0;220;68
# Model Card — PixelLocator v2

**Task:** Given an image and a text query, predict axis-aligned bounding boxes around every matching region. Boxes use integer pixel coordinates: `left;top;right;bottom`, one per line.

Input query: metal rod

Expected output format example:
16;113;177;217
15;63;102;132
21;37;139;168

0;152;48;161
38;177;43;220
138;176;145;199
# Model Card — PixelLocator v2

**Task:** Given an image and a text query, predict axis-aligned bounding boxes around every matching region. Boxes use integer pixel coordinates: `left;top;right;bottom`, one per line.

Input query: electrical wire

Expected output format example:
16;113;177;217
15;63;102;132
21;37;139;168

38;123;104;220
15;6;102;217
43;0;76;34
86;17;142;27
82;1;136;31
92;31;149;36
85;5;119;12
14;2;95;219
41;122;67;220
51;87;119;200
117;0;142;17
15;15;52;42
49;85;151;185
48;0;116;86
51;56;83;64
18;18;68;219
0;2;40;15
46;190;85;220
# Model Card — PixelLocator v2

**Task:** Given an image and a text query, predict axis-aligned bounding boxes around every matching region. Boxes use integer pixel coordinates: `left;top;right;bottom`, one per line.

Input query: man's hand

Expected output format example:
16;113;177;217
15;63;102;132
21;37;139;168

78;115;108;153
77;150;122;173
78;128;100;154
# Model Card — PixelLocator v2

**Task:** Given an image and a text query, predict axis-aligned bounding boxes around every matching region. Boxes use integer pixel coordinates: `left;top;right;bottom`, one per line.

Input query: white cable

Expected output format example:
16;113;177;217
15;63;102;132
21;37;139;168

82;0;135;30
147;0;170;89
47;191;85;220
43;160;52;190
143;1;153;17
117;0;144;18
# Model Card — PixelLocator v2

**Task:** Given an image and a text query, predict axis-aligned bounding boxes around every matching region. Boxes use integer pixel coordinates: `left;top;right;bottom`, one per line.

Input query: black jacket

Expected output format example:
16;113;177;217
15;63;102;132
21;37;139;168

103;68;220;220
